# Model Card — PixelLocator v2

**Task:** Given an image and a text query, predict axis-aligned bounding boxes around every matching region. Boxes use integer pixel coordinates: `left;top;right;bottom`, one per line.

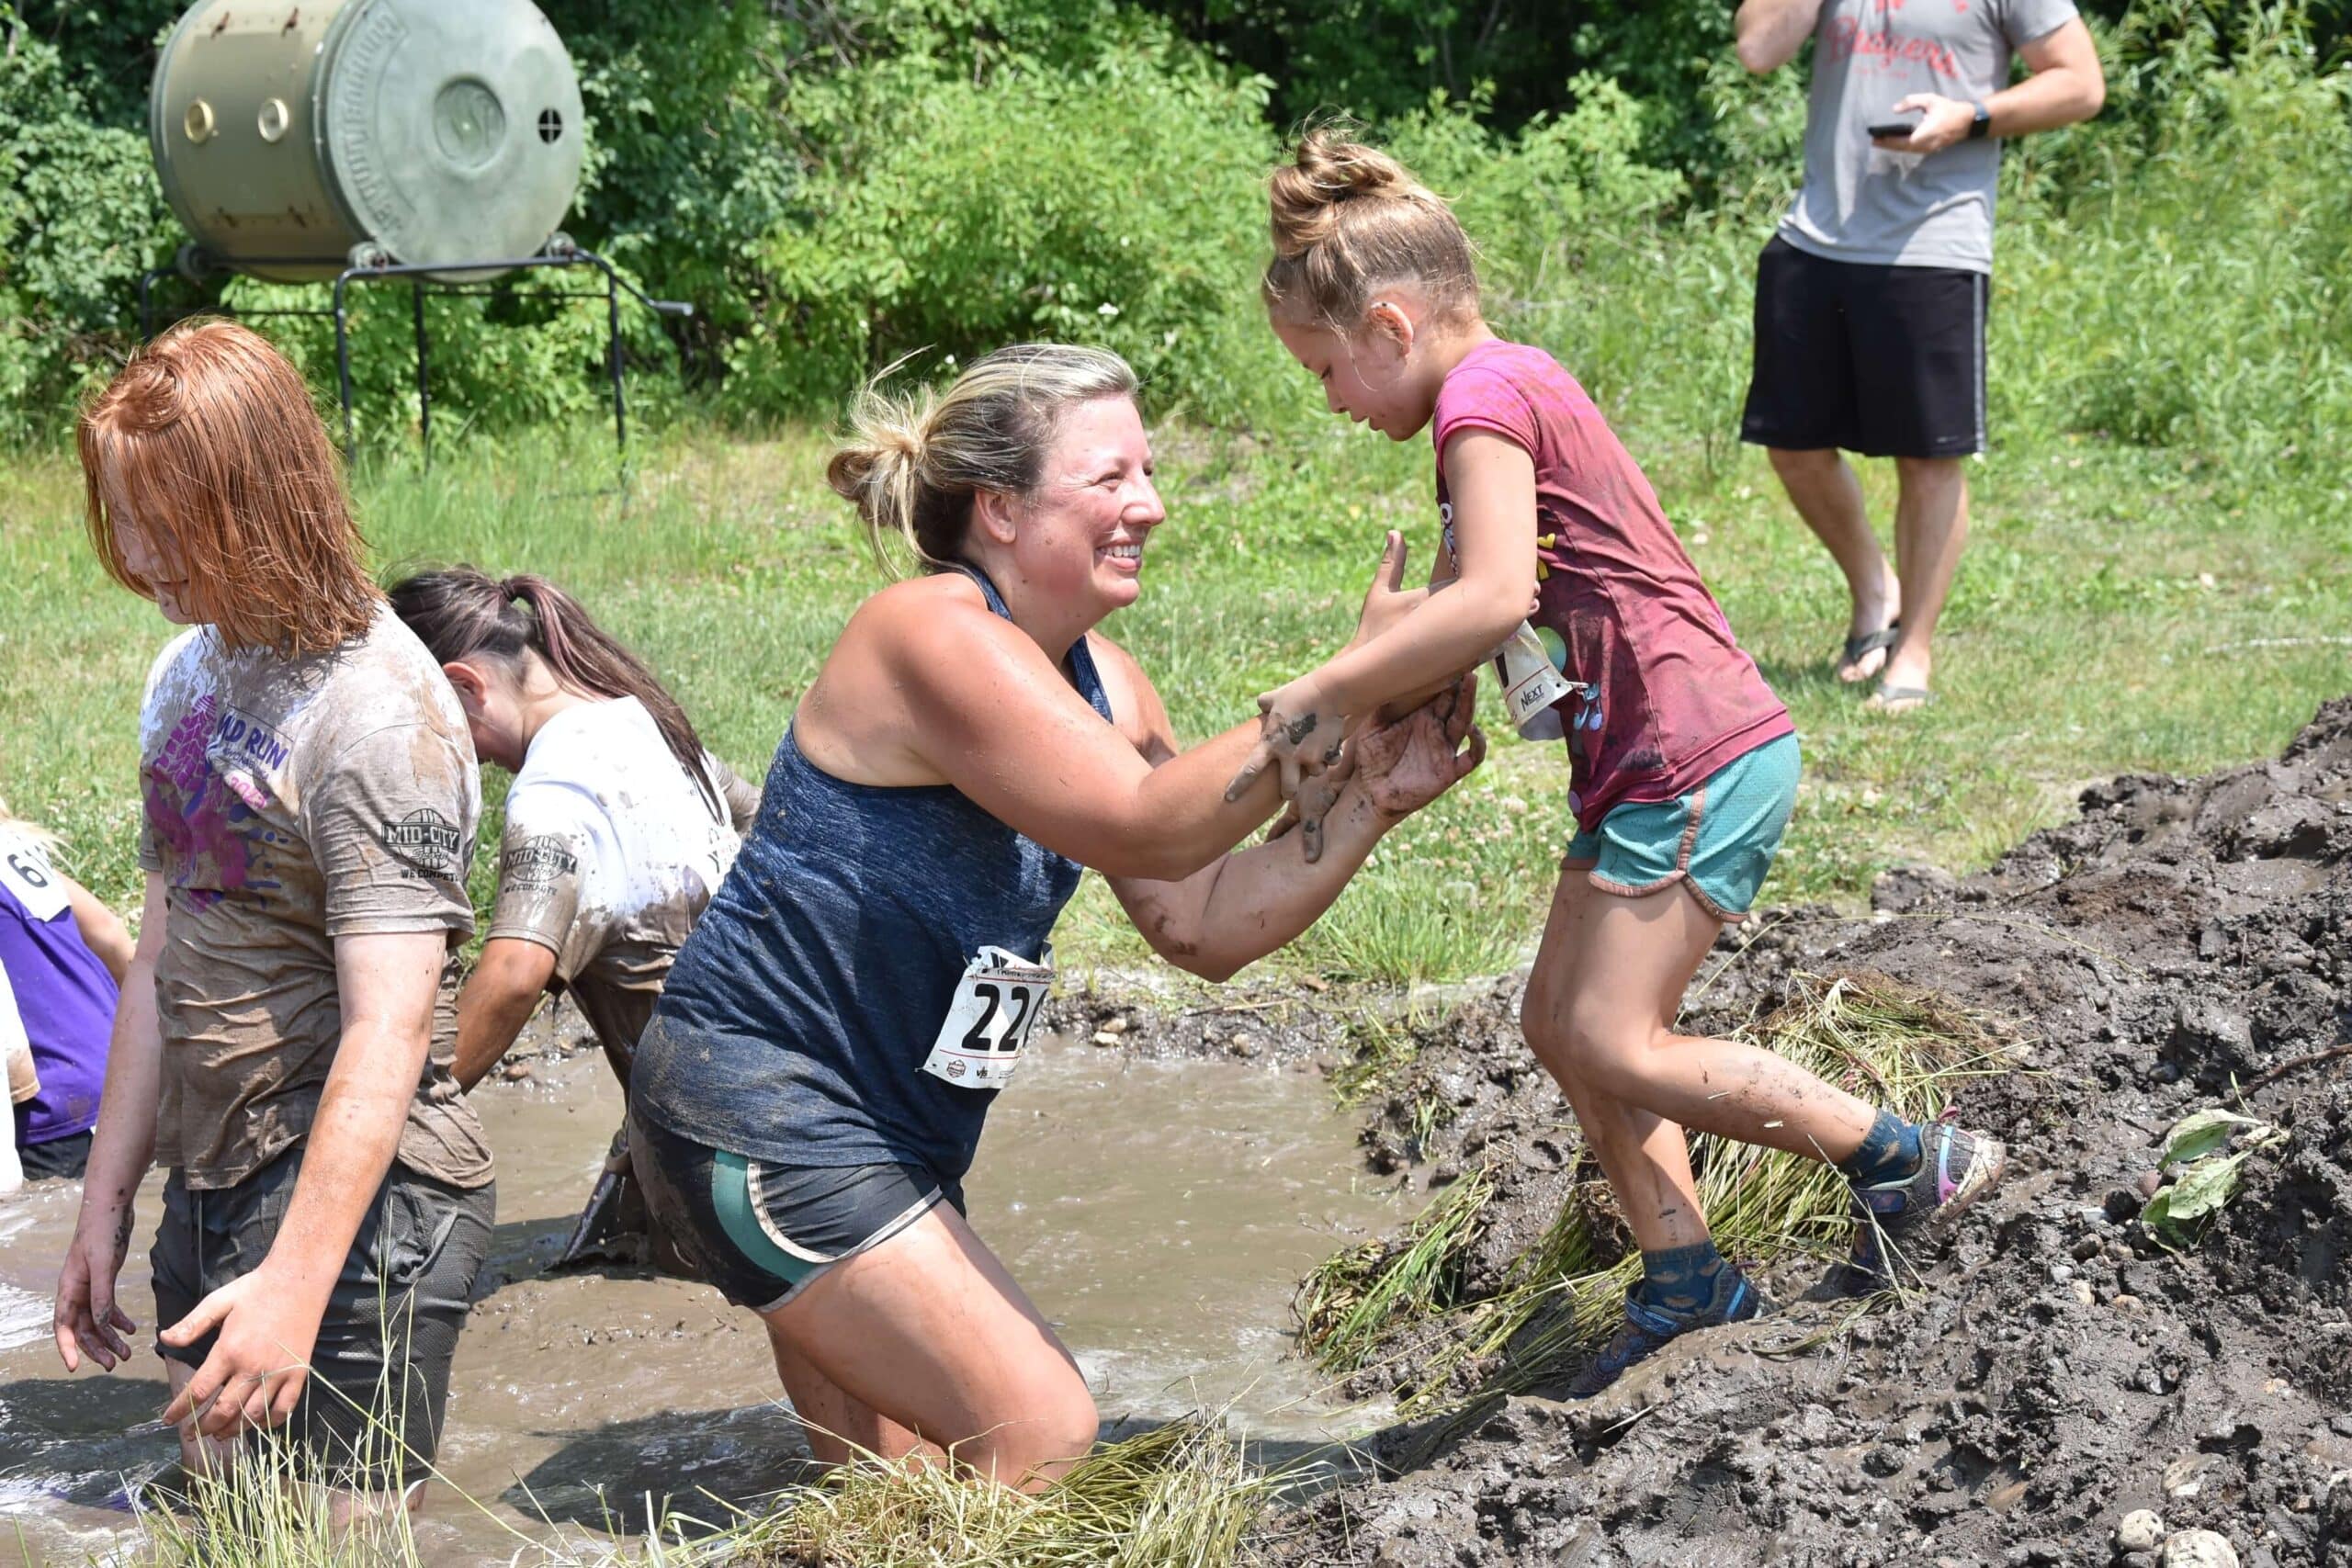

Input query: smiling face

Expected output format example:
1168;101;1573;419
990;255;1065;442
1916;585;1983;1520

991;394;1165;616
1274;310;1442;442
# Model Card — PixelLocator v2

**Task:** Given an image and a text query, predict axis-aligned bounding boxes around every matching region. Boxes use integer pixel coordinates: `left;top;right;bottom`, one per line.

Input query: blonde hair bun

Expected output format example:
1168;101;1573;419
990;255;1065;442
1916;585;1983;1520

1261;125;1478;328
1268;129;1422;258
826;344;1138;578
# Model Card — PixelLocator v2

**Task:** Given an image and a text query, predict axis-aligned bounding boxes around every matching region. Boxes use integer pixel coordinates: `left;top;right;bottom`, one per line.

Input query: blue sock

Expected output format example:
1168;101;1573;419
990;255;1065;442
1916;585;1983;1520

1633;1239;1732;1318
1838;1109;1923;1187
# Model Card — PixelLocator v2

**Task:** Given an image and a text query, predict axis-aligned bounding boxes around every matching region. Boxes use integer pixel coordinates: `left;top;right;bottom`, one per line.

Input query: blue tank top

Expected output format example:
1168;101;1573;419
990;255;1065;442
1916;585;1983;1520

633;566;1113;1181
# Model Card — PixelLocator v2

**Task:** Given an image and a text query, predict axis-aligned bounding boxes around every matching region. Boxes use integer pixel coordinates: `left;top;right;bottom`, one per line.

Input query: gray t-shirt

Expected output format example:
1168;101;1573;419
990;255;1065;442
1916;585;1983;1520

1780;0;2077;273
137;606;492;1191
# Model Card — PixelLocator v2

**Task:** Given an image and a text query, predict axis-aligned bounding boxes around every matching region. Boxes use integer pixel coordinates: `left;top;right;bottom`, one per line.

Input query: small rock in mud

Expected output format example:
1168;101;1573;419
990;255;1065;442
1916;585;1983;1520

501;1060;535;1082
2115;1509;2166;1551
2164;1453;2220;1500
2160;1530;2240;1568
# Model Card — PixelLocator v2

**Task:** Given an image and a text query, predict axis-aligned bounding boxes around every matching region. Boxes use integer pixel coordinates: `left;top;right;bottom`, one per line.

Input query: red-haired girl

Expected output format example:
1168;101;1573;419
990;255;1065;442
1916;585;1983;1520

55;320;494;1509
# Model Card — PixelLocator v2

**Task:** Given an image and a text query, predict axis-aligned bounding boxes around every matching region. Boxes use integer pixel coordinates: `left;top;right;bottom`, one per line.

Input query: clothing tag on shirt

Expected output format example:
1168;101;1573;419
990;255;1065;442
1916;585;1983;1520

920;944;1053;1090
1491;621;1577;741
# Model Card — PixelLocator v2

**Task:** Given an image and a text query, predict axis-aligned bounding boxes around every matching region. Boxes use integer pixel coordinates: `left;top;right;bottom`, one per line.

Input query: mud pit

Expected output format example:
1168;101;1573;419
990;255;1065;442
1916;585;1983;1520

0;1035;1399;1562
5;702;2348;1566
1272;698;2352;1568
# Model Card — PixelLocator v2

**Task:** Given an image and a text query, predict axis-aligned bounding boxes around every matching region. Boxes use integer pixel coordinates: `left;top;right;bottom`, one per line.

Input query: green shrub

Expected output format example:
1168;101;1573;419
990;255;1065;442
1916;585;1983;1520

0;6;171;440
731;39;1291;426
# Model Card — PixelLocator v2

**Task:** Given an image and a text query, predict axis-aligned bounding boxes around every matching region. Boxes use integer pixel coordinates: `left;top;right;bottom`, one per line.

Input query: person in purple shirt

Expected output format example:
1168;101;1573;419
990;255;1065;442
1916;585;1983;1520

1;801;131;1190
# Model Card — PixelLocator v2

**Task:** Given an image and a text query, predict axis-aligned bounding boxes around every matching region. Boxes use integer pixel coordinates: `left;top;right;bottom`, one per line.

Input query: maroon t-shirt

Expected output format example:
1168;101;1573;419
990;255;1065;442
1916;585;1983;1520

1432;339;1792;831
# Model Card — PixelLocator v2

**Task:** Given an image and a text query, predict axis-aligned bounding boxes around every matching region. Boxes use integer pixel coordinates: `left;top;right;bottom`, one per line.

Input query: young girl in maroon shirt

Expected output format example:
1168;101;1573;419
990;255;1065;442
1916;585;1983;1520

1238;130;2007;1392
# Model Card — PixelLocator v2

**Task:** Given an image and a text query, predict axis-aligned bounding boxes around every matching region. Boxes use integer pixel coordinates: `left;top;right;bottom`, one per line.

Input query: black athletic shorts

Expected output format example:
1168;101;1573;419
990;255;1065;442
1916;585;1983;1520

628;1108;965;1314
1740;235;1988;459
151;1148;495;1486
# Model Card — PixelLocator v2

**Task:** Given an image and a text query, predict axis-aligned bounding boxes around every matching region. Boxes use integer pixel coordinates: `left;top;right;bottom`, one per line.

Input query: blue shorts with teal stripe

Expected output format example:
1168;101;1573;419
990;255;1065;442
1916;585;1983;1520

1565;734;1799;921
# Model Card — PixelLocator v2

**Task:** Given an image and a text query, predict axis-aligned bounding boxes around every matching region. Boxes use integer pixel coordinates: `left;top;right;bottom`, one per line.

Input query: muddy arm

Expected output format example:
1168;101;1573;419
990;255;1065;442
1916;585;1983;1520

1109;680;1484;983
453;937;559;1090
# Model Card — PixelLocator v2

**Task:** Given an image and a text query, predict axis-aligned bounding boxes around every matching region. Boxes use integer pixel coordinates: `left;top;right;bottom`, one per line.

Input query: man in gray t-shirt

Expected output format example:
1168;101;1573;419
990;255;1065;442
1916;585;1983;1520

1734;0;2103;711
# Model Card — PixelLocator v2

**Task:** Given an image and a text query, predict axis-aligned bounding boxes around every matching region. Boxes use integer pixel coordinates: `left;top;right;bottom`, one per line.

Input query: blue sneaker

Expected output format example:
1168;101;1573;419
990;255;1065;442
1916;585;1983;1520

1566;1269;1770;1398
1841;1121;2007;1292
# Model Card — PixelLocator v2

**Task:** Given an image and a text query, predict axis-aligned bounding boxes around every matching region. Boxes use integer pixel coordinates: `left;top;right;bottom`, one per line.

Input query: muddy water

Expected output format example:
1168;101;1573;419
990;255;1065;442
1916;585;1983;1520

0;1032;1397;1563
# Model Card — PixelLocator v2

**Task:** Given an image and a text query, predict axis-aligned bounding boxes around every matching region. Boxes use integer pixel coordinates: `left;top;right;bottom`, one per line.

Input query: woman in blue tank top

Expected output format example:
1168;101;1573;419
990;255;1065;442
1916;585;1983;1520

630;344;1486;1488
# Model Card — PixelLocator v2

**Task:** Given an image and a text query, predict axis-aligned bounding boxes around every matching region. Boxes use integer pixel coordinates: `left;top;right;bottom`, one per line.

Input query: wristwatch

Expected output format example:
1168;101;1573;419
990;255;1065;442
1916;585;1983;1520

1968;101;1993;140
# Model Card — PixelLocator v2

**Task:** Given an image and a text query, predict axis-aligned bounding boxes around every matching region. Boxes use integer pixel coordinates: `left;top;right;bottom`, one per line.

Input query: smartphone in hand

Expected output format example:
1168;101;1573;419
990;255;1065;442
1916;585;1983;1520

1867;118;1921;139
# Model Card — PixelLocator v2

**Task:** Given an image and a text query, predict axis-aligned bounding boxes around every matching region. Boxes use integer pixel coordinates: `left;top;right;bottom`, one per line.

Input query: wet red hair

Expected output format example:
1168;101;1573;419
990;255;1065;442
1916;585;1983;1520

78;318;379;656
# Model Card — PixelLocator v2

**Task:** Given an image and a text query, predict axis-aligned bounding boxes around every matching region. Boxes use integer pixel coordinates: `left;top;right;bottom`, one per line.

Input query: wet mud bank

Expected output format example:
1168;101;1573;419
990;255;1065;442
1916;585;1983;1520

1267;697;2352;1568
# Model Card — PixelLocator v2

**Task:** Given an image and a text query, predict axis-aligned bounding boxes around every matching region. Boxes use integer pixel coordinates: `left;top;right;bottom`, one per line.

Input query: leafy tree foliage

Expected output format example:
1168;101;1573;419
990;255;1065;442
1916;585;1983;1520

1;0;2348;440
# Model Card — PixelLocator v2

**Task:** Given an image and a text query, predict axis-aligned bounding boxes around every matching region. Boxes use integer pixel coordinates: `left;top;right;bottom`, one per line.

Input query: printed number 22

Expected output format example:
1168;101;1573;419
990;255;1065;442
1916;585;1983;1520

959;983;1035;1055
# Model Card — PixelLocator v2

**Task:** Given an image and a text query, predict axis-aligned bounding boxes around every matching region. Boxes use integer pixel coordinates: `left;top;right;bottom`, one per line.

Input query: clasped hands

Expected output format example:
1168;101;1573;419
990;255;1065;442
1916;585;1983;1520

1232;530;1487;861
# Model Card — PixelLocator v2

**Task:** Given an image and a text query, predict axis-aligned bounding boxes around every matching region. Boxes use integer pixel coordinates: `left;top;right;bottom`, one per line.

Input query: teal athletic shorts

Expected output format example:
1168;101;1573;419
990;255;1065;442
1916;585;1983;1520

1564;733;1800;922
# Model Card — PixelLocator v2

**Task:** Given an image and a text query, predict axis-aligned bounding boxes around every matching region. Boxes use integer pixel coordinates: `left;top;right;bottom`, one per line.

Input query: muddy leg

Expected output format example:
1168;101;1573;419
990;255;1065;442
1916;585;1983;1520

755;1203;1097;1489
765;1321;942;1469
1543;878;1878;1161
1524;872;1711;1252
163;1356;242;1479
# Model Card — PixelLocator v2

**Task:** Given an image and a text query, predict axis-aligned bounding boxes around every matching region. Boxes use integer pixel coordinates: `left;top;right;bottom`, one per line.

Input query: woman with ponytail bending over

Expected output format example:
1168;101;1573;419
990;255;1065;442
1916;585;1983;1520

631;343;1485;1489
389;570;758;1268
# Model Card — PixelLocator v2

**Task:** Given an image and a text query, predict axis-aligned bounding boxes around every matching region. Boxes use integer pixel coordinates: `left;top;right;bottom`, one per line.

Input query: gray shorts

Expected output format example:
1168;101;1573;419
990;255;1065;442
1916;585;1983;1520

151;1148;494;1486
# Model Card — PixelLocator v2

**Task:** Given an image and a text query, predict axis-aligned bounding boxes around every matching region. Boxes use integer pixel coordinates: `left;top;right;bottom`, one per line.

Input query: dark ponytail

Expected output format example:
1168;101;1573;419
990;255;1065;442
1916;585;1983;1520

388;567;721;818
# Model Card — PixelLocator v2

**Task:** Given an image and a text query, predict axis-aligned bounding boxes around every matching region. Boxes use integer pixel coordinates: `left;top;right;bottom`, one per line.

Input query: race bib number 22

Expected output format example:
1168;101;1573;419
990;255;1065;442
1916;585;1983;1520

920;945;1053;1090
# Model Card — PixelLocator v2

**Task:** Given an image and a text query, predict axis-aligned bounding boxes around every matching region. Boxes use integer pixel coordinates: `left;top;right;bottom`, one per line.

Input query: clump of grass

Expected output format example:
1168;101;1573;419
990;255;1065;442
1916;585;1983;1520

1293;973;2019;1413
1325;1010;1422;1108
126;1422;425;1567
1294;1164;1498;1376
688;1416;1287;1568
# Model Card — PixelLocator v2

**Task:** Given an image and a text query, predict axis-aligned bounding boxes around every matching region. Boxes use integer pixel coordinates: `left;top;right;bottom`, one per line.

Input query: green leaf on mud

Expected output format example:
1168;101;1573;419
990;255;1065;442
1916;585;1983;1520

2158;1109;2267;1169
2158;1149;2254;1225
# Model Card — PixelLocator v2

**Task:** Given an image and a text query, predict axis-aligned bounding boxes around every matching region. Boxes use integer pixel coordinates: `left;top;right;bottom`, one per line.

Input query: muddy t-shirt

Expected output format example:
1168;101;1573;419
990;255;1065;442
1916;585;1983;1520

1432;340;1792;833
1781;0;2077;272
137;606;491;1190
484;698;755;1063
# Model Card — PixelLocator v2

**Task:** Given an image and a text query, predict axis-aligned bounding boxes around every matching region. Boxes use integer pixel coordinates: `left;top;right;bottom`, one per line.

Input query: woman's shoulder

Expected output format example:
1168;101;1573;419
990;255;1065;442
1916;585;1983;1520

836;570;1001;661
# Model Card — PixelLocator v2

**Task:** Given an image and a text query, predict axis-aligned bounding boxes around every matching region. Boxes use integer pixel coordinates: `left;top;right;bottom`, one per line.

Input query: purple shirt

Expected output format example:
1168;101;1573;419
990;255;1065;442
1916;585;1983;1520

2;830;116;1145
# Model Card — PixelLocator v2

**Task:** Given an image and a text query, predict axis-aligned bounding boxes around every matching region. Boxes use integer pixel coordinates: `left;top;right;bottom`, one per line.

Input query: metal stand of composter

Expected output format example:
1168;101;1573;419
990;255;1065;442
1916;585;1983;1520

137;239;692;470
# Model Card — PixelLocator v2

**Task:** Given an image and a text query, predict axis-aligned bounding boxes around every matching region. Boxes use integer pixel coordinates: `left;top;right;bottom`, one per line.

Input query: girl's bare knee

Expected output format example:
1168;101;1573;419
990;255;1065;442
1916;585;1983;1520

1563;1020;1651;1103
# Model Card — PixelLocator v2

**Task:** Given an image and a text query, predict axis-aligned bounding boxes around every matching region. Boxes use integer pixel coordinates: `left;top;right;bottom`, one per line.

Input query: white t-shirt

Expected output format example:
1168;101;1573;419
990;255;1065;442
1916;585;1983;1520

484;697;758;1059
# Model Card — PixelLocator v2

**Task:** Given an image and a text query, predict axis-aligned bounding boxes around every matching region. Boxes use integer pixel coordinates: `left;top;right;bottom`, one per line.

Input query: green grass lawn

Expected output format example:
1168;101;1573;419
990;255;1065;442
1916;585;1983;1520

4;405;2344;987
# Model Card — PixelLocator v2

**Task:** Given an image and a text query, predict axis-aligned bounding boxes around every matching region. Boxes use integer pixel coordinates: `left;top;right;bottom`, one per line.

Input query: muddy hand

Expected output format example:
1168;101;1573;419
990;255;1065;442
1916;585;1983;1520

1358;673;1487;819
53;1210;139;1373
1278;741;1360;863
160;1267;320;1439
1226;675;1346;803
